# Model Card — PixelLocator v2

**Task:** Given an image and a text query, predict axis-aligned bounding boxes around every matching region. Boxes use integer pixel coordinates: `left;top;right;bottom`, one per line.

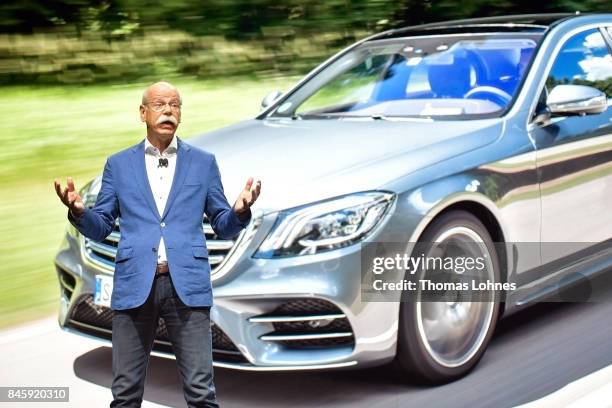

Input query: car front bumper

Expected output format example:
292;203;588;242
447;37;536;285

55;204;423;371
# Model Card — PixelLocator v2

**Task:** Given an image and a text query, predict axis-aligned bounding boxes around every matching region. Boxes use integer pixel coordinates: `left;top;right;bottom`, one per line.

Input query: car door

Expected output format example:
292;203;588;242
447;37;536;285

528;27;612;265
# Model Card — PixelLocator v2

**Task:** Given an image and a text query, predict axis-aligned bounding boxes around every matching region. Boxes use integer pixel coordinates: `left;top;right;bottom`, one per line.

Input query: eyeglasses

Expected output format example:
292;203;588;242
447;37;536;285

146;101;181;112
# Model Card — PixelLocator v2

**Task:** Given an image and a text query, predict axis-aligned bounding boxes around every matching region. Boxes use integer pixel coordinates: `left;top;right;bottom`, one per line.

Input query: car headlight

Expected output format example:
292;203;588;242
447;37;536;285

85;176;102;203
254;191;395;258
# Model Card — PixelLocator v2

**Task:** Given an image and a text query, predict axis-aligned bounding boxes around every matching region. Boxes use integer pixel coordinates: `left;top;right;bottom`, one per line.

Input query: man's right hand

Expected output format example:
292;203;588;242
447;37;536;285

54;177;85;218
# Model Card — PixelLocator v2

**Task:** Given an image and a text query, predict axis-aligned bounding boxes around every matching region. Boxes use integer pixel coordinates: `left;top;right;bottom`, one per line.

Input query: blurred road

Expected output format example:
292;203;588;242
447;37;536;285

1;280;612;408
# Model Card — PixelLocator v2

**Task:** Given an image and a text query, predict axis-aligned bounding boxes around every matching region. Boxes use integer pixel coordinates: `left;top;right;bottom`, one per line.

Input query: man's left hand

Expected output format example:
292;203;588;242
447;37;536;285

233;177;261;215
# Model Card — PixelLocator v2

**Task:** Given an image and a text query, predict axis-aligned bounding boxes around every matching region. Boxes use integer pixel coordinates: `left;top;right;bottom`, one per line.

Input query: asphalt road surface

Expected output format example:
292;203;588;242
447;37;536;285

2;274;612;408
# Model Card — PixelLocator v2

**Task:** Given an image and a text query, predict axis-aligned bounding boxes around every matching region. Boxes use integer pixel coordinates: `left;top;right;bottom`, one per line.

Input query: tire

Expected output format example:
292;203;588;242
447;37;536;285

392;210;501;384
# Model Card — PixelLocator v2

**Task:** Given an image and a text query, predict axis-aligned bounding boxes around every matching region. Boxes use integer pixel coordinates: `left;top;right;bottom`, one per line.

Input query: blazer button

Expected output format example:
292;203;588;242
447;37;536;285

152;247;157;252
160;222;166;227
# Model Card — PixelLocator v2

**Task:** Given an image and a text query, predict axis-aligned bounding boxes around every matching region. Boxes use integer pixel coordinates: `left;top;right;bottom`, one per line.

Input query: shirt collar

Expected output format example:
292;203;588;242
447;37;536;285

145;134;178;156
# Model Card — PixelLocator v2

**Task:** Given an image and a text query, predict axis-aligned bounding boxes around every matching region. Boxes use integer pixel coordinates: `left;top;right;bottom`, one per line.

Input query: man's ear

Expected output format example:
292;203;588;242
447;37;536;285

139;105;146;122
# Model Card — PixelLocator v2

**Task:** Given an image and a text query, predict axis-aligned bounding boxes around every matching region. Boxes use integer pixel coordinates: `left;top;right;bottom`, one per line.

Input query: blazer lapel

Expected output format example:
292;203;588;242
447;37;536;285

161;136;193;221
130;139;160;220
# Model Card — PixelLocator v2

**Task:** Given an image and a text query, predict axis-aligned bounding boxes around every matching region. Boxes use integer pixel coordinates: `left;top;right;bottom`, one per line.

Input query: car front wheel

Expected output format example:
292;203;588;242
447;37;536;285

392;210;502;383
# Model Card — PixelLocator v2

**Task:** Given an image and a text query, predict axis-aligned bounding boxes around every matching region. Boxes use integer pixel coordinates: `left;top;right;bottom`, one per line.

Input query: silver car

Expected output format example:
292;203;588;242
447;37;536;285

54;13;612;383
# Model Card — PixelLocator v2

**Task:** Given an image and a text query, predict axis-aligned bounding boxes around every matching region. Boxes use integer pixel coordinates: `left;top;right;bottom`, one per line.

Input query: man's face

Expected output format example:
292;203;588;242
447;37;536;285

139;85;181;139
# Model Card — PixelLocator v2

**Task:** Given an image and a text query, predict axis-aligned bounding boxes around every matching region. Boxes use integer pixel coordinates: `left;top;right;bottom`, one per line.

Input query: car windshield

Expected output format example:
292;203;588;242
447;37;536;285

270;33;542;120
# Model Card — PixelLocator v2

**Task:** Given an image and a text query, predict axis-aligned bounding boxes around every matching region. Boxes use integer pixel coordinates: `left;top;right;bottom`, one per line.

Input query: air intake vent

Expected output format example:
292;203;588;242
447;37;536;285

69;294;246;362
250;298;355;349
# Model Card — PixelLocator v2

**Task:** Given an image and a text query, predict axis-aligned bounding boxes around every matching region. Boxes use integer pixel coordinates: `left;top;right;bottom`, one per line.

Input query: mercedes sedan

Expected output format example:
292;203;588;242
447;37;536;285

54;13;612;383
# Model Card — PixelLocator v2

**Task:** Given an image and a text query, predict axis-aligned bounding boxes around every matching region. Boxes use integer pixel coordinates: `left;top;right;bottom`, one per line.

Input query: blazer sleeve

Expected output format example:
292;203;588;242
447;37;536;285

67;157;119;242
204;155;251;239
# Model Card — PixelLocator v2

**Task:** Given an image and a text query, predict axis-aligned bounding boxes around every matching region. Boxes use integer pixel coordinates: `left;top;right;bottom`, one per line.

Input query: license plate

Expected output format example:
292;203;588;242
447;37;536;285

94;274;113;307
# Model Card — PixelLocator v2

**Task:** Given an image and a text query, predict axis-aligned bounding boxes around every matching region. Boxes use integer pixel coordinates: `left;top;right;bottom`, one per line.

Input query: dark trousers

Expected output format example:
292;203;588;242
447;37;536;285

110;272;220;408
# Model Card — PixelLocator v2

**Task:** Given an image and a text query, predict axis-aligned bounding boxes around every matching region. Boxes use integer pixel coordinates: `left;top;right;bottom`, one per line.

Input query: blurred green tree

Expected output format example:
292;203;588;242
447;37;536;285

1;0;610;85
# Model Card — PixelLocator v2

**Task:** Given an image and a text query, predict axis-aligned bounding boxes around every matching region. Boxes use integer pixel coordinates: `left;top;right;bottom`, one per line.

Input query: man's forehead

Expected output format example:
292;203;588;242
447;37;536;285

148;94;180;101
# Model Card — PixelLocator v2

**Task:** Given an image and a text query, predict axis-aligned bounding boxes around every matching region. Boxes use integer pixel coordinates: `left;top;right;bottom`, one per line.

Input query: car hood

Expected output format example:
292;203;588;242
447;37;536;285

187;117;503;213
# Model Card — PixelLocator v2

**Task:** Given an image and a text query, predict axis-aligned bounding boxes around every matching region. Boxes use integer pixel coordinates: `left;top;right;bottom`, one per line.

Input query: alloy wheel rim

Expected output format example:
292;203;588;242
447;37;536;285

415;226;496;368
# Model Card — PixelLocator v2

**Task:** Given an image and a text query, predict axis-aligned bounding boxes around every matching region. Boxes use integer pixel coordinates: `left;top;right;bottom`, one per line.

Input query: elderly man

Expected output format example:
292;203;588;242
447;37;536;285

54;81;261;407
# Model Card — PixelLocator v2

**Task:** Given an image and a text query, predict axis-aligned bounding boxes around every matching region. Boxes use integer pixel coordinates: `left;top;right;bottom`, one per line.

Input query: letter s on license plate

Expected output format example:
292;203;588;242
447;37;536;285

94;274;113;307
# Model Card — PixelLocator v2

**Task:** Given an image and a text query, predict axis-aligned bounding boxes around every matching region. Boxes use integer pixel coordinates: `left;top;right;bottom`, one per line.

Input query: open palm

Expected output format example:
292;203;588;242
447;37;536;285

234;177;261;214
54;177;85;216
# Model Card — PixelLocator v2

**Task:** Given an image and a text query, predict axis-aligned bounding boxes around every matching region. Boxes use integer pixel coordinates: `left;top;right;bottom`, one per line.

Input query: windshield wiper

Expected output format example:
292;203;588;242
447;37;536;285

291;113;337;120
291;113;399;121
370;114;388;120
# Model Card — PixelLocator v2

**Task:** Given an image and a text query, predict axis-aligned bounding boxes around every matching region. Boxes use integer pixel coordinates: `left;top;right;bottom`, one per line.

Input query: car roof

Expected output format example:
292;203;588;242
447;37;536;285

373;13;583;40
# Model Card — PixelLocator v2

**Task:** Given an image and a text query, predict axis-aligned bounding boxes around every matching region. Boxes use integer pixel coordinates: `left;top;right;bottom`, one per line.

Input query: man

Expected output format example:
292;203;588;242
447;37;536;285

53;81;261;407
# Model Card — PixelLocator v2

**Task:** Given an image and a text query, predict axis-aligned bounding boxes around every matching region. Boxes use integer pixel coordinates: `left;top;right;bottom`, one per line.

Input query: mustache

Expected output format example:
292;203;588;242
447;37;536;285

156;115;178;126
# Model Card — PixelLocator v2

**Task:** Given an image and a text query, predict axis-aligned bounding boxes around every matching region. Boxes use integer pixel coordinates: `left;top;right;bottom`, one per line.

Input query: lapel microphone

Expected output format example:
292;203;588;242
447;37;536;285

158;158;169;168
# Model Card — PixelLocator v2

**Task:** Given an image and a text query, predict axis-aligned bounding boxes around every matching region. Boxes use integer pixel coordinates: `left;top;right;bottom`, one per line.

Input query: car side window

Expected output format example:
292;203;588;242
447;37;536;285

545;28;612;99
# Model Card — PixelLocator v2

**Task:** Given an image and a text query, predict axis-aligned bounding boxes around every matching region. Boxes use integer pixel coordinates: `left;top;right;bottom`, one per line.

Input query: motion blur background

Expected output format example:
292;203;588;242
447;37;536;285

1;0;610;329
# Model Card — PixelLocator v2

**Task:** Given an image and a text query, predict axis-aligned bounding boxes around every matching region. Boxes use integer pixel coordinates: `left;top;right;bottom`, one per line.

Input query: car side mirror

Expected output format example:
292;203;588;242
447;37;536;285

261;90;283;111
547;84;608;116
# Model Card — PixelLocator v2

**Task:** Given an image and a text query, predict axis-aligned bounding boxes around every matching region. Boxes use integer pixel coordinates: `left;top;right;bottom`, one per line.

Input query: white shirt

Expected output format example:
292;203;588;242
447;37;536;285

144;134;178;264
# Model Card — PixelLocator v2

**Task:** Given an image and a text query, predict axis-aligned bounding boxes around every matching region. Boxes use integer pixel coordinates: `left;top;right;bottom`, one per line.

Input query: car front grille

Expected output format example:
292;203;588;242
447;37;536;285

68;294;246;362
250;298;355;349
82;199;239;274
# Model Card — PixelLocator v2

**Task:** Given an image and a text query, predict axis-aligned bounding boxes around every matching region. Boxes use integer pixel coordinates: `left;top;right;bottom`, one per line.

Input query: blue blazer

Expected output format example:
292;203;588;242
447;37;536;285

68;136;251;310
